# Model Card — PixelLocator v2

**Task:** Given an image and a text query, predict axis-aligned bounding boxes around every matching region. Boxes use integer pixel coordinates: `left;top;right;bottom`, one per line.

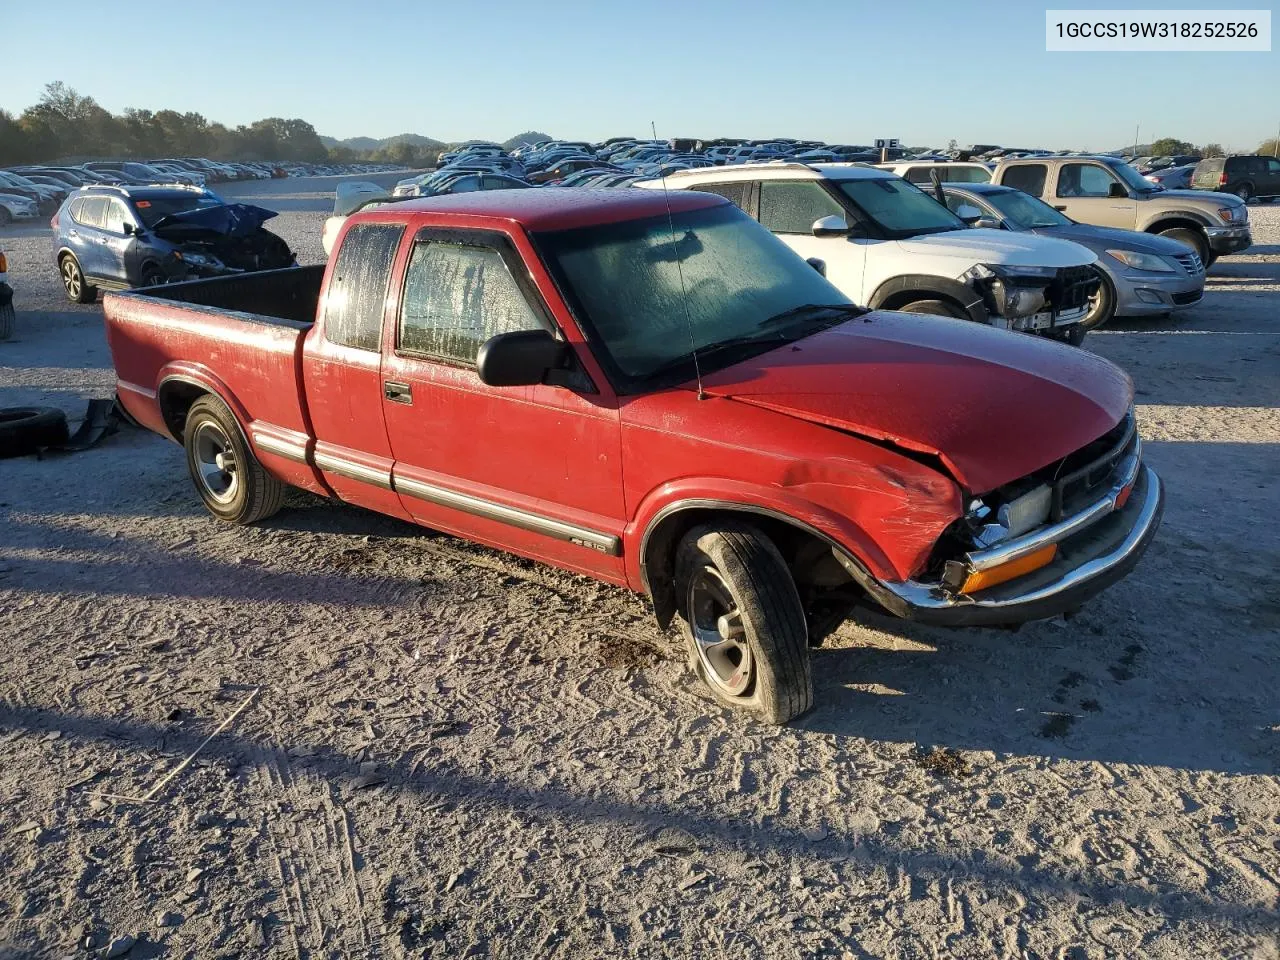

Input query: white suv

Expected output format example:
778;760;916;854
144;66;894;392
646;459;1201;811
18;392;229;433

876;161;993;185
641;163;1101;343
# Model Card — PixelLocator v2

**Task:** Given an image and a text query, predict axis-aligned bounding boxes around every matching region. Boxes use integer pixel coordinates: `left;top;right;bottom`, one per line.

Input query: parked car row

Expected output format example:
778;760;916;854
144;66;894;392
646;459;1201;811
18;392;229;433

0;158;406;224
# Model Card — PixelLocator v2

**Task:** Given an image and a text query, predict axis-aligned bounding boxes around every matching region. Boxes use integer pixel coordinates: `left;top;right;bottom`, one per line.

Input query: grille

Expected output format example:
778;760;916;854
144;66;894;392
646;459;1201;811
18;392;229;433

1172;251;1203;275
1049;412;1136;521
1172;289;1203;306
1049;265;1100;313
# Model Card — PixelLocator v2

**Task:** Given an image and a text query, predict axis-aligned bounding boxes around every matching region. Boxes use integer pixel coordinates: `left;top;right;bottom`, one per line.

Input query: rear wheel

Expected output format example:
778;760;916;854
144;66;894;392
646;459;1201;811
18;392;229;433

1234;183;1253;203
675;523;812;724
183;395;286;524
1158;227;1209;267
896;298;967;320
60;255;96;304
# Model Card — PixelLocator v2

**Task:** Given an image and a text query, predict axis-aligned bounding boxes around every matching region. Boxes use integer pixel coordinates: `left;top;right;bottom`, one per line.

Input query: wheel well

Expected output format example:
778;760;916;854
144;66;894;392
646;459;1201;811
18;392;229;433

1146;217;1206;237
157;380;210;441
643;507;858;631
877;289;968;315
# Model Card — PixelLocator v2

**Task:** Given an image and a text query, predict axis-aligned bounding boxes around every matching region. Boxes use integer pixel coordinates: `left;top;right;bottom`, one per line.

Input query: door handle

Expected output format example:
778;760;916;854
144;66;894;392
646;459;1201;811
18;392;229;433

384;381;412;404
1053;205;1067;211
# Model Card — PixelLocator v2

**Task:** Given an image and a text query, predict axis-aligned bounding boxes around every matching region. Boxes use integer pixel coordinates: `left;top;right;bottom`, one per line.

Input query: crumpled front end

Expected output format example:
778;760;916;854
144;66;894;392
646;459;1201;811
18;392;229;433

838;410;1164;625
962;262;1101;338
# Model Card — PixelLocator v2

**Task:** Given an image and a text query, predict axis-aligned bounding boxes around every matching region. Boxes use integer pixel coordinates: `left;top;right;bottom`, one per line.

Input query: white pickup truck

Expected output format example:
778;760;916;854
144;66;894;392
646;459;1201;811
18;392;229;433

644;163;1102;344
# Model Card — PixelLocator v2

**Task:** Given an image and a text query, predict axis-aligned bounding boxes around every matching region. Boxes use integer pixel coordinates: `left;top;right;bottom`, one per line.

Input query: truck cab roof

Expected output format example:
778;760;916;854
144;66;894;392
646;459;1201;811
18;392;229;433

350;187;725;232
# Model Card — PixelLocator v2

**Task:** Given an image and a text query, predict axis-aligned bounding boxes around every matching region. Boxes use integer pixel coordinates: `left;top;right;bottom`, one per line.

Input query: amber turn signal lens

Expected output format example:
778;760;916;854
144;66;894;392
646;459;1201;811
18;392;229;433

961;544;1057;594
1115;483;1134;509
0;252;8;273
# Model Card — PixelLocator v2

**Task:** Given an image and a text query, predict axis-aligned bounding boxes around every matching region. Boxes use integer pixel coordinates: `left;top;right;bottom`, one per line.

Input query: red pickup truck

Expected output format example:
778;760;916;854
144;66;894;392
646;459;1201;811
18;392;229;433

105;189;1164;723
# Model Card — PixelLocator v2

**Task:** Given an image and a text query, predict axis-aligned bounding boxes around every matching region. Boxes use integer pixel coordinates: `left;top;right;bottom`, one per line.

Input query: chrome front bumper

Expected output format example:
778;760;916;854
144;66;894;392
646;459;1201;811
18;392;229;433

1204;223;1251;255
843;459;1164;626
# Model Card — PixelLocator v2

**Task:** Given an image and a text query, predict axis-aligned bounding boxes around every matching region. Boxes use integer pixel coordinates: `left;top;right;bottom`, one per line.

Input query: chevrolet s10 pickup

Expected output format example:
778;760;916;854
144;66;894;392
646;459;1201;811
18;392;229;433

104;189;1164;723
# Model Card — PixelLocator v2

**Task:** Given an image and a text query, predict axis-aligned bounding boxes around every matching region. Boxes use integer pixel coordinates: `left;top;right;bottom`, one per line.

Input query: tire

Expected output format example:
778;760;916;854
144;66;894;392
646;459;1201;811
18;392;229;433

0;301;13;342
675;523;812;724
895;299;967;320
1080;268;1115;331
138;264;165;288
1157;227;1209;267
183;395;286;524
0;407;70;458
59;255;96;304
1234;183;1252;203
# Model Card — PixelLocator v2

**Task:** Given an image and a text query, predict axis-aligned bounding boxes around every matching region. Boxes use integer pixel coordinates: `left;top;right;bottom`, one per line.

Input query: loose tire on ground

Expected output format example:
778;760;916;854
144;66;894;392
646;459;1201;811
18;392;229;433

1158;227;1210;268
183;395;286;524
675;523;813;724
895;299;968;320
59;255;97;304
0;407;70;458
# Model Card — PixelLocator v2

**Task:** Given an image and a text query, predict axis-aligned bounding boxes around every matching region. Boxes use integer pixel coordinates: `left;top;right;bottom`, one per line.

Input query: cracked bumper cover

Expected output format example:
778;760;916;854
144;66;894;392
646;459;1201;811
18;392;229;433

840;463;1164;626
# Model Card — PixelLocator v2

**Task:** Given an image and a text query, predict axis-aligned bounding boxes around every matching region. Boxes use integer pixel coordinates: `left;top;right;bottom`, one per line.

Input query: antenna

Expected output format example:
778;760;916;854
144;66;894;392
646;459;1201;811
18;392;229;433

652;120;706;400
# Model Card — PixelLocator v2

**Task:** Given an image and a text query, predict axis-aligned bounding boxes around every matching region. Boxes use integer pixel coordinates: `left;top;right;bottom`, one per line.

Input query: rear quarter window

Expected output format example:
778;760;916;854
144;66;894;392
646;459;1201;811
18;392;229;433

1000;164;1048;197
323;223;405;352
687;182;748;211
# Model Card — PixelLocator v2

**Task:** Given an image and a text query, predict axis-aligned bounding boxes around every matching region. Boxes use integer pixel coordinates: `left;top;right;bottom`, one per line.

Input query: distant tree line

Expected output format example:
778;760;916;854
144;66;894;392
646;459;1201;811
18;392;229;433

0;82;333;165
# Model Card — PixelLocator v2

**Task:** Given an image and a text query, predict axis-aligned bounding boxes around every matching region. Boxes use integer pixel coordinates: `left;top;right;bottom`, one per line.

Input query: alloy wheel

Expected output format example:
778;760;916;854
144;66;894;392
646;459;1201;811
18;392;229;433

687;566;754;697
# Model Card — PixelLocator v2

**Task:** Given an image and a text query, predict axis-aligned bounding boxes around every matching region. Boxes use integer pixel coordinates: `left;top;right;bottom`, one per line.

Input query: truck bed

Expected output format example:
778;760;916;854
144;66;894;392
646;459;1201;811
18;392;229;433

131;264;324;328
104;266;323;450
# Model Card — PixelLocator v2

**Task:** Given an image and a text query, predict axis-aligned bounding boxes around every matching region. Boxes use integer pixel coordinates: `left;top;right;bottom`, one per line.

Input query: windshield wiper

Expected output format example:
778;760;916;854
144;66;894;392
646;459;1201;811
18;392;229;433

758;302;869;329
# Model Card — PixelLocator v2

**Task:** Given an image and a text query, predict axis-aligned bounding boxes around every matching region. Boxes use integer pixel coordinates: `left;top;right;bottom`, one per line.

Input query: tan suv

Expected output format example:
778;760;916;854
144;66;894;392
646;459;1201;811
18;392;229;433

990;156;1250;267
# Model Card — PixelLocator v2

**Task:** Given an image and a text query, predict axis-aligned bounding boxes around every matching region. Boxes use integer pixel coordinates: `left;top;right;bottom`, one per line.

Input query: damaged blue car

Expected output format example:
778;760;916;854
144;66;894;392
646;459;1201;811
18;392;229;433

52;185;296;303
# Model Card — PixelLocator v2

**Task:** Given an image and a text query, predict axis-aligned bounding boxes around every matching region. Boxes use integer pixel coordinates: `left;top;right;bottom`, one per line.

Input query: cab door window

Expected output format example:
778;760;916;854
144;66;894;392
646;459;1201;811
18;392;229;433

1056;163;1116;198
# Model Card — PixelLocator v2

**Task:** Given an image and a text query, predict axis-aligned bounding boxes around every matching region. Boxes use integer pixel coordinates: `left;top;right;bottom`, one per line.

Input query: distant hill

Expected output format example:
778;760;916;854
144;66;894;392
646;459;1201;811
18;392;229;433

320;131;551;153
320;133;447;152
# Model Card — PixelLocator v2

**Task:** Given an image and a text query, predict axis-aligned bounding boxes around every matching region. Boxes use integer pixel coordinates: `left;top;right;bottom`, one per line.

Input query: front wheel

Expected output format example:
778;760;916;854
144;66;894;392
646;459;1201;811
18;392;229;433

183;395;286;524
675;523;812;724
1080;269;1115;330
1157;227;1209;267
896;299;967;320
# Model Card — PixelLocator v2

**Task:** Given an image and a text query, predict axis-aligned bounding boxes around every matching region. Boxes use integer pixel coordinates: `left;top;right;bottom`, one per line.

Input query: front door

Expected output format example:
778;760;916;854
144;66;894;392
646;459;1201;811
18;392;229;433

755;179;868;302
380;227;627;583
301;221;410;520
1053;162;1137;230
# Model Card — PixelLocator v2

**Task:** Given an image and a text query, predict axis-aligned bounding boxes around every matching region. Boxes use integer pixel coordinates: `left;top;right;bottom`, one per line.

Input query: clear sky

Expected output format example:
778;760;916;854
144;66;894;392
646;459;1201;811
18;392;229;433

2;0;1276;150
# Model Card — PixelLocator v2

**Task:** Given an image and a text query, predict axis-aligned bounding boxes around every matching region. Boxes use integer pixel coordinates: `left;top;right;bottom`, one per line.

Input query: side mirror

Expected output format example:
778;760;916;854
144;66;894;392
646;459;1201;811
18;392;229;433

476;329;569;387
805;257;826;276
954;204;984;225
811;215;849;238
974;216;1004;230
122;222;135;235
1108;182;1128;198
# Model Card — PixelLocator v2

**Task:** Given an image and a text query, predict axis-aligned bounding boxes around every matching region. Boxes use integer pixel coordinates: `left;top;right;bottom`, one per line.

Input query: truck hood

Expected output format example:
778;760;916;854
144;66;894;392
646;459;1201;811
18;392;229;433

151;203;278;241
894;228;1097;269
1151;188;1240;209
699;311;1132;493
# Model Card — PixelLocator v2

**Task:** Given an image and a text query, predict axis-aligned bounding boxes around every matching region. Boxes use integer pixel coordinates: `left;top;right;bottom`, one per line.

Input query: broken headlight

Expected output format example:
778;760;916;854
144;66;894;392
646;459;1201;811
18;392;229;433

961;263;1055;319
965;483;1053;549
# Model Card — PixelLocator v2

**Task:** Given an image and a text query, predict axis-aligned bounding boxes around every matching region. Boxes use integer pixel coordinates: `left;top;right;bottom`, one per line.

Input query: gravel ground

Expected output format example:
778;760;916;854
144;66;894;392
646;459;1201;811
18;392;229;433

0;181;1277;960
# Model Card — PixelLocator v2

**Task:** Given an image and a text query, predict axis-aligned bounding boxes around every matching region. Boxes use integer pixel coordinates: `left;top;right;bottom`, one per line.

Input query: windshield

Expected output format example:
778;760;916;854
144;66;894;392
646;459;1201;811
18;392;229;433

984;189;1073;228
1107;159;1160;193
836;178;966;238
133;193;224;227
537;203;858;393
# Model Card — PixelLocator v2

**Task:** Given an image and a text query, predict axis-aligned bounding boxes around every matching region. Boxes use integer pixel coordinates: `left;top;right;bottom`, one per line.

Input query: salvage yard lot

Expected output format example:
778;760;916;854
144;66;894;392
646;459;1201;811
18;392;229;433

1;178;1277;959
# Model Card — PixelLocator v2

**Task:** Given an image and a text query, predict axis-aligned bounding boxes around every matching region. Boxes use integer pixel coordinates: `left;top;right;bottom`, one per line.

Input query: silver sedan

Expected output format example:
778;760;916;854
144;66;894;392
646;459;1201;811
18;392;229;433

942;182;1205;329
